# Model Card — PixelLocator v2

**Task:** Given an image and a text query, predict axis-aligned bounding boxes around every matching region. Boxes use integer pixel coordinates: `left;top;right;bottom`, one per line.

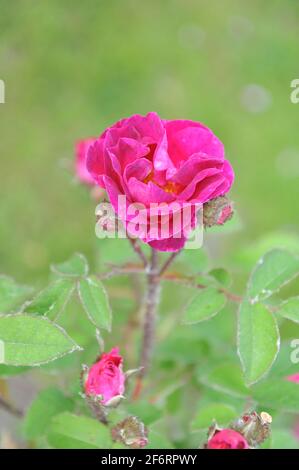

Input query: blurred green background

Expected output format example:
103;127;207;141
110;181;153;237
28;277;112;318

0;0;298;282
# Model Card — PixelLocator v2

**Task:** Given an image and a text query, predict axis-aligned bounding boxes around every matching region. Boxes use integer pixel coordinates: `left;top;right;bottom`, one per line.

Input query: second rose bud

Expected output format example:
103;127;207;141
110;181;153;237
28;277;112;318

81;347;141;422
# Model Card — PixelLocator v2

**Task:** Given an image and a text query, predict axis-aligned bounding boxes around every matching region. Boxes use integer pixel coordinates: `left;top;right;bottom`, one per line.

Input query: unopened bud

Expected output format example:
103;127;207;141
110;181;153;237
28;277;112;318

80;347;126;423
231;411;272;447
205;410;272;449
207;428;249;449
203;196;234;228
111;416;148;449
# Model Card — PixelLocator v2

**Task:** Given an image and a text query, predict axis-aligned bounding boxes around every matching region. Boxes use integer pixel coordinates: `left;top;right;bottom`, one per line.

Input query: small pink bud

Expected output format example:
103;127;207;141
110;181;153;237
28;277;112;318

207;429;249;450
75;138;96;186
84;347;125;405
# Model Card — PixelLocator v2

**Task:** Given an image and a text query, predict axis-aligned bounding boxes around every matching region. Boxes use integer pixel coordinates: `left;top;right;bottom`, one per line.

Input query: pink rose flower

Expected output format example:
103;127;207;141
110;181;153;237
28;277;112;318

85;112;234;251
207;429;249;449
287;373;299;384
84;347;125;405
76;138;96;185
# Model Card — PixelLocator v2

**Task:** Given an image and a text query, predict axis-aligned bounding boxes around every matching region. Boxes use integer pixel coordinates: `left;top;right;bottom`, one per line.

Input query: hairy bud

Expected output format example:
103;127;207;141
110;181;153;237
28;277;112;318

111;416;148;449
203;195;234;228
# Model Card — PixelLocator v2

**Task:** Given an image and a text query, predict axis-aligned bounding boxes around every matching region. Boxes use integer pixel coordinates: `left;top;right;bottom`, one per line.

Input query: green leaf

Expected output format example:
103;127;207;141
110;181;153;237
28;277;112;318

51;253;89;278
247;249;299;303
47;412;112;449
238;301;280;385
208;268;232;287
276;297;299;324
23;279;74;320
253;379;299;413
78;276;112;331
0;314;81;366
23;388;74;439
191;403;238;430
182;287;226;324
0;276;33;312
199;362;250;398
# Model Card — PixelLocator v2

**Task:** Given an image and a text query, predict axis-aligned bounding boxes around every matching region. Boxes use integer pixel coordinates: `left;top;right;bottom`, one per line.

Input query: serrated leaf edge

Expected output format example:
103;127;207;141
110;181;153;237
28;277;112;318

50;253;89;278
0;313;83;367
78;277;112;332
182;287;227;325
20;279;75;320
247;249;299;304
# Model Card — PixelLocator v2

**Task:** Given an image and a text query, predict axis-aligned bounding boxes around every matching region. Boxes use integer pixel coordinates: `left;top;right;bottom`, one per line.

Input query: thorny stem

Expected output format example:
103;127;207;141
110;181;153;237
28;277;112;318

118;246;243;399
0;396;23;418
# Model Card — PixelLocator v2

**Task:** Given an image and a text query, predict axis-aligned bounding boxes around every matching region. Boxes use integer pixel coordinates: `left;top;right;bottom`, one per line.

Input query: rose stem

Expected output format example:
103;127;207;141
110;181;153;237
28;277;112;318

0;396;23;418
134;248;160;398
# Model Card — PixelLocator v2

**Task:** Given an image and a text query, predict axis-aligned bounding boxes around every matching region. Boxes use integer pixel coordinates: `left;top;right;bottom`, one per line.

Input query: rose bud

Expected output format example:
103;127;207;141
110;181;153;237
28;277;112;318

203;195;234;228
231;411;272;447
111;416;148;449
207;429;249;450
81;349;142;423
75;138;96;186
81;348;126;424
83;347;125;406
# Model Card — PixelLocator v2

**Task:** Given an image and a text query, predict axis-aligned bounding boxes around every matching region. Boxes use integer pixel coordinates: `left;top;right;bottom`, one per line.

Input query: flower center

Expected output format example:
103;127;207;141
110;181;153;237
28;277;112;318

143;143;181;194
143;171;180;194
